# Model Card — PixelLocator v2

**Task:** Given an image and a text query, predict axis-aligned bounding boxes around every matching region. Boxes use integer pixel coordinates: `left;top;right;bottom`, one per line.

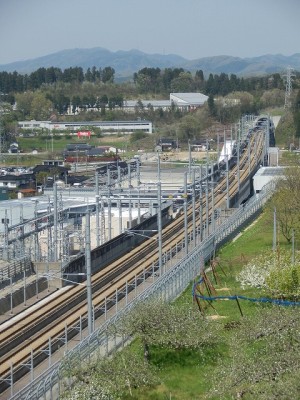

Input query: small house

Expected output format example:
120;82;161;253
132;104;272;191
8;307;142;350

156;138;178;152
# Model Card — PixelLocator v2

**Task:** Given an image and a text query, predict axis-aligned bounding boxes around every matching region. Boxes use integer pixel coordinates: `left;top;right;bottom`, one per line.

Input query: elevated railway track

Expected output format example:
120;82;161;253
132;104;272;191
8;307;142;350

0;128;266;396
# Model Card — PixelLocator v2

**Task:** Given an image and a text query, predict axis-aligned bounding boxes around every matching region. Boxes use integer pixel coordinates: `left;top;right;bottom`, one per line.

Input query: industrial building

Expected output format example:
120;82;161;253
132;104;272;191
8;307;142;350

123;92;208;112
253;166;284;194
18;119;153;134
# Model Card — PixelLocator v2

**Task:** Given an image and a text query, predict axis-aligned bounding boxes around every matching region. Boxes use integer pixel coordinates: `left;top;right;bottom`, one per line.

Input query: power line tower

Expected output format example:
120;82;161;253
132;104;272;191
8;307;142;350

284;66;295;109
0;95;3;163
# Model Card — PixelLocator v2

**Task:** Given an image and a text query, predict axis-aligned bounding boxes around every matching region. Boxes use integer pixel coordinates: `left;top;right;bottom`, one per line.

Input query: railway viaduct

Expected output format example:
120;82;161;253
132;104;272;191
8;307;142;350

0;115;278;399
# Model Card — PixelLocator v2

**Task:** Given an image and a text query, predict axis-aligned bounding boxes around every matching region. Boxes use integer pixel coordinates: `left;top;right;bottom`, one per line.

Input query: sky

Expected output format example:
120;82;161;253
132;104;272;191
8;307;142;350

0;0;299;65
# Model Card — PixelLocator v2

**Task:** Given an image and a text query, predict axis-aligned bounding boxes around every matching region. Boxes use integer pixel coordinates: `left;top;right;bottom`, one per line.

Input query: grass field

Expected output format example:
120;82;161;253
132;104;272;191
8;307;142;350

8;135;213;167
17;135;131;153
1;135;133;166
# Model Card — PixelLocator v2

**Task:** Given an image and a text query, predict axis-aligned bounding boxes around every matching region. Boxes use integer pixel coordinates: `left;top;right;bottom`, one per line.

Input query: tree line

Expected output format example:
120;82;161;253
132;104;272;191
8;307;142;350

1;63;299;149
0;66;116;96
133;67;287;95
0;65;291;101
0;64;293;125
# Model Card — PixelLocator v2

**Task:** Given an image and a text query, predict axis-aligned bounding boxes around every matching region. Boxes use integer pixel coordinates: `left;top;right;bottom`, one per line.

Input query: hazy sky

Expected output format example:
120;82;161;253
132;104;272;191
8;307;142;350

0;0;299;65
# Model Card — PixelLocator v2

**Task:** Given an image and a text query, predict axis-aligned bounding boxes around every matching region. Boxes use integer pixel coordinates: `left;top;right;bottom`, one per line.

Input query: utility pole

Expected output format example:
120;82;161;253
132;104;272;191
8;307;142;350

85;211;93;335
199;166;203;242
273;208;277;251
53;183;58;262
96;195;100;247
157;153;163;274
192;169;196;245
188;140;192;181
226;153;230;209
184;172;188;254
0;92;4;166
205;163;209;237
95;172;100;247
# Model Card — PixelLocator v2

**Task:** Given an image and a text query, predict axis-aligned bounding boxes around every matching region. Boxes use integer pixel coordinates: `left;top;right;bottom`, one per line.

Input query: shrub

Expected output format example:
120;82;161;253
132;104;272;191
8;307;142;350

266;263;300;298
237;248;300;298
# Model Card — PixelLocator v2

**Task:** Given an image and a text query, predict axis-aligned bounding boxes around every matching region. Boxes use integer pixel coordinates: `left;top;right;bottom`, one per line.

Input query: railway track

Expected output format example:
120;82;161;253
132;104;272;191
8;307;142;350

0;130;265;394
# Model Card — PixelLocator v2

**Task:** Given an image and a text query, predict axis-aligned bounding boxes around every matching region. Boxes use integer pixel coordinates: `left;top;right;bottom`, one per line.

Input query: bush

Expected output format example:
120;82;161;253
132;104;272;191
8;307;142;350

237;248;300;298
266;263;300;298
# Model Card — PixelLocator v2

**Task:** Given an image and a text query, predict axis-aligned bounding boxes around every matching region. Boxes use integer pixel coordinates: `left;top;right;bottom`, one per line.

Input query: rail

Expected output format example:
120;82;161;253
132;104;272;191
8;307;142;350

3;120;272;398
9;179;275;400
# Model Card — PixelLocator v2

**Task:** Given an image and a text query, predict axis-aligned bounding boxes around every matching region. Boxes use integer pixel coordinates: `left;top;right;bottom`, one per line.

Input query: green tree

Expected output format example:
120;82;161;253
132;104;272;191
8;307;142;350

63;67;84;83
218;72;231;96
194;69;205;91
161;68;184;91
35;171;49;186
134;67;161;93
293;89;300;138
45;67;62;84
130;130;148;143
72;95;81;114
170;71;194;92
30;92;53;120
266;263;300;298
268;166;300;242
205;73;217;95
102;67;115;83
275;111;295;148
15;92;35;118
207;94;217;117
85;67;93;82
134;73;153;93
260;88;285;108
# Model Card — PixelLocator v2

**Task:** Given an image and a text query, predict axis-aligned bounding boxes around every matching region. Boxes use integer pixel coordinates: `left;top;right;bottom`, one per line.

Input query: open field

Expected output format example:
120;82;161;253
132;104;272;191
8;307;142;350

4;135;216;167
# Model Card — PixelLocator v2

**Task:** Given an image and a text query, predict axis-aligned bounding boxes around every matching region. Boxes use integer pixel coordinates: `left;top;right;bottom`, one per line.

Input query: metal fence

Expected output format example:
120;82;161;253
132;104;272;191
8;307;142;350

9;180;275;400
0;256;32;289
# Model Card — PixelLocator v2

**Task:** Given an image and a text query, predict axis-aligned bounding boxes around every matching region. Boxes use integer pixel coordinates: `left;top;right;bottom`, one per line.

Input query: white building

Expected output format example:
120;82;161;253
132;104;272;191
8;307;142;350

253;166;285;194
18;120;153;134
123;92;208;113
170;93;208;110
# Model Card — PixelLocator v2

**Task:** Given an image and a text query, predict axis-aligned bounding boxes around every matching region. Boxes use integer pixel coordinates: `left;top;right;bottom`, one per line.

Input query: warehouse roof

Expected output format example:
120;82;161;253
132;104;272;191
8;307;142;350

170;92;208;105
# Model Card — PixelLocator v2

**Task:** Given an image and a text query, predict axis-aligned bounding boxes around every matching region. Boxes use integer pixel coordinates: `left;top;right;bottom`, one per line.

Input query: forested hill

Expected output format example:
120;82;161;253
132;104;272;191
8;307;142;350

1;47;300;77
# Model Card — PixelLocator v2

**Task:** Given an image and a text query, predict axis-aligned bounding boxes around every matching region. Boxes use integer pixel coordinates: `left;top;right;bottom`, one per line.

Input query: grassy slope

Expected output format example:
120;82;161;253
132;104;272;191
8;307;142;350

124;210;289;400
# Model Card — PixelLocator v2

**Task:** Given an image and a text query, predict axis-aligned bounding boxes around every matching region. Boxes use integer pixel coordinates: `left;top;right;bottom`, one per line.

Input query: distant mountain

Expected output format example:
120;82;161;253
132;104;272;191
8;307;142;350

0;47;299;78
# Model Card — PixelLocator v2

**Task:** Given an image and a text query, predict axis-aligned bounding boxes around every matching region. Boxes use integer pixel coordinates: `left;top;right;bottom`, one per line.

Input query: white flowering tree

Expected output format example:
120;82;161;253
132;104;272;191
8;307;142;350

114;299;219;362
62;299;218;399
61;349;159;400
237;248;300;299
208;306;300;399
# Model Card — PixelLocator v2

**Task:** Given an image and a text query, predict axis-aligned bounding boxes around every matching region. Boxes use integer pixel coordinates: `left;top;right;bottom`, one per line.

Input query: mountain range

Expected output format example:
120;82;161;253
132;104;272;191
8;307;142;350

0;47;299;78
